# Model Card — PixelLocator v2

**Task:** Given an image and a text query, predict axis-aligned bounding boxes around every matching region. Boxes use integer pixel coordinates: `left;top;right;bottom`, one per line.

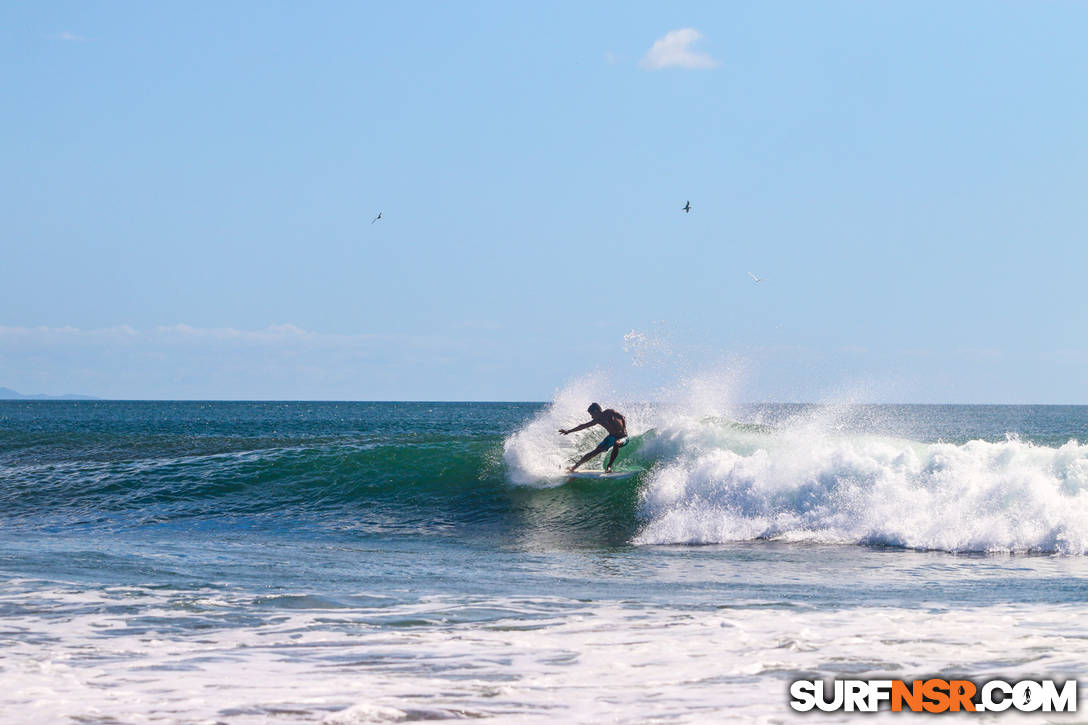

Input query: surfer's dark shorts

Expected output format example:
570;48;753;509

599;435;629;450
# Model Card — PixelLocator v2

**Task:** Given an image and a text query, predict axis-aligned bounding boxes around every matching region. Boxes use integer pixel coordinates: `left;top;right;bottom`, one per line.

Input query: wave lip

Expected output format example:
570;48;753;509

635;433;1088;554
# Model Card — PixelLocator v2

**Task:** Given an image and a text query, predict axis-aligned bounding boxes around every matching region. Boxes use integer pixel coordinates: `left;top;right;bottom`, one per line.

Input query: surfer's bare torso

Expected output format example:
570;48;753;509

595;409;627;438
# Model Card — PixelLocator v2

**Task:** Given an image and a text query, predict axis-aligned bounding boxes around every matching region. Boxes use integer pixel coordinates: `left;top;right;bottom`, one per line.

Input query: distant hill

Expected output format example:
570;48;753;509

0;386;99;400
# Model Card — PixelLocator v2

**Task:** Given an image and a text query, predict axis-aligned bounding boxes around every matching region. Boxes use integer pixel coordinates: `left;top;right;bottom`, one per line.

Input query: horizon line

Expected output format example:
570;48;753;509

4;399;1088;407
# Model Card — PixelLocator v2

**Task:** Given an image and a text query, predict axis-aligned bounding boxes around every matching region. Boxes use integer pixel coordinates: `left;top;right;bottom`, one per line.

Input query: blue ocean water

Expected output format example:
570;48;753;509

3;399;1088;723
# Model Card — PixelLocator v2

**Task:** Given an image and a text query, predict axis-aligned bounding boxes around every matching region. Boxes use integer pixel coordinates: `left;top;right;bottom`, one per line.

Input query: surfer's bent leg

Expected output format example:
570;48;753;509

569;440;611;472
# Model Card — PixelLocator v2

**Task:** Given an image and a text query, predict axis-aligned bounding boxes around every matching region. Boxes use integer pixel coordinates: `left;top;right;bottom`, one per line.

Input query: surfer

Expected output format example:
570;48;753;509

559;403;629;472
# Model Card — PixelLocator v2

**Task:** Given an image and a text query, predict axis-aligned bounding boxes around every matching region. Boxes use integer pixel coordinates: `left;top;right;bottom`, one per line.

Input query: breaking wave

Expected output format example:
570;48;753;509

504;376;1088;554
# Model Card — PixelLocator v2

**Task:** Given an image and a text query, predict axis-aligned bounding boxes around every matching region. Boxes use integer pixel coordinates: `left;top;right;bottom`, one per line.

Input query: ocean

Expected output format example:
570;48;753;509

3;394;1088;723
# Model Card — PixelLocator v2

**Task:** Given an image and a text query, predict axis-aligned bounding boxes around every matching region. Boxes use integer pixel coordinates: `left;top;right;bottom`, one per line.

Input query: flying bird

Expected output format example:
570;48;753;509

747;272;763;283
371;211;382;224
682;201;692;213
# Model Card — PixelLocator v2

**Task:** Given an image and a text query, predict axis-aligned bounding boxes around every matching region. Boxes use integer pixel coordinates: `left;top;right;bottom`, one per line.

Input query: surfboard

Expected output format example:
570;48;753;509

565;470;638;479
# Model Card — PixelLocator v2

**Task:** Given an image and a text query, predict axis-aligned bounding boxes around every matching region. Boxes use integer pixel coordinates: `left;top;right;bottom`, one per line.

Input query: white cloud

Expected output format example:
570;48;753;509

151;323;313;342
0;324;497;399
47;31;86;42
639;28;717;70
0;324;134;339
0;324;391;346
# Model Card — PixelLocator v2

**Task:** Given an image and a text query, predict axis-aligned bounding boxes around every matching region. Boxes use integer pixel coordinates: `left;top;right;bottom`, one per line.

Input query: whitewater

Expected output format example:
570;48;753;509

504;377;1088;554
3;387;1088;723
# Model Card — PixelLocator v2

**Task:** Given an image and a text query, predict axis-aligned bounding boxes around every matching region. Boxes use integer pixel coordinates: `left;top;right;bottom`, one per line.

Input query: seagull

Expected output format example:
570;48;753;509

371;211;382;224
747;272;763;283
682;201;692;213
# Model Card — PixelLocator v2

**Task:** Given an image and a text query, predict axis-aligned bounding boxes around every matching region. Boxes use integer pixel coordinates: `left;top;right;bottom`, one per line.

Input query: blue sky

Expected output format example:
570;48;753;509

3;2;1087;402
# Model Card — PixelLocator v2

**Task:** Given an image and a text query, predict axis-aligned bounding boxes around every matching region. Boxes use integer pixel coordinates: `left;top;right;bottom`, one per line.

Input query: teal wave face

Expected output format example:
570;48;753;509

0;402;645;546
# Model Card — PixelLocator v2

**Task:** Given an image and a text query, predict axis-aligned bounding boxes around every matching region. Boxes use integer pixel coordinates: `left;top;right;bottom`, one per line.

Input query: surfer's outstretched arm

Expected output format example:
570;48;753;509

559;420;596;435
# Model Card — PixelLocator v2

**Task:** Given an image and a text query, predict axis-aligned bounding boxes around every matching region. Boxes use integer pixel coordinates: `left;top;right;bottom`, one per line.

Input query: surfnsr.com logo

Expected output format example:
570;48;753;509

789;679;1078;713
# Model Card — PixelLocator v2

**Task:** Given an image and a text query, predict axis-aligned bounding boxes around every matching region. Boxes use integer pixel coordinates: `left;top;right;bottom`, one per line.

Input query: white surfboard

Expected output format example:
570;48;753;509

565;470;638;479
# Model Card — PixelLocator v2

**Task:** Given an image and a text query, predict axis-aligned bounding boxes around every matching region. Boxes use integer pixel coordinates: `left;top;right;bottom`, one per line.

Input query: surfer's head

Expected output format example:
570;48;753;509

587;403;602;417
